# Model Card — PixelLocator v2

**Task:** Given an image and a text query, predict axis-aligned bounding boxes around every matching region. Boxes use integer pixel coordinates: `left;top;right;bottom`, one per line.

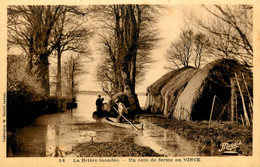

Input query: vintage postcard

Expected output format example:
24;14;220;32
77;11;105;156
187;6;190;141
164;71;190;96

0;0;259;166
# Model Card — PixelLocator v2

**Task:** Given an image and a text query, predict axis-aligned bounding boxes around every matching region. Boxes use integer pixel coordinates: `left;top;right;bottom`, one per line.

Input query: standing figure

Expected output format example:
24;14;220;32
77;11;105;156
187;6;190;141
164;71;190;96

115;98;128;122
96;95;103;114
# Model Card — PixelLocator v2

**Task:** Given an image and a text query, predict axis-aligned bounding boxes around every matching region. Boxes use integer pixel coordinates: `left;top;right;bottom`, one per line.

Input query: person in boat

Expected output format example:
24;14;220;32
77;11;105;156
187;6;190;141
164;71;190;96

96;95;103;114
115;98;129;123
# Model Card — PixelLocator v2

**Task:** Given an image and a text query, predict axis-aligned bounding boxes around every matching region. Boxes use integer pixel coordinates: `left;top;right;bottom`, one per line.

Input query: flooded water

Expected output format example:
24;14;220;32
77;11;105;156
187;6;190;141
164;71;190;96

12;94;219;157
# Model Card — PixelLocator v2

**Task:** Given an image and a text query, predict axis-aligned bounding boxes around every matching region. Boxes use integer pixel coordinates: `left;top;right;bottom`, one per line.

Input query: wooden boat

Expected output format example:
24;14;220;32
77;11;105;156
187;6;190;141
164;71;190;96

93;113;143;130
101;117;143;130
92;111;108;119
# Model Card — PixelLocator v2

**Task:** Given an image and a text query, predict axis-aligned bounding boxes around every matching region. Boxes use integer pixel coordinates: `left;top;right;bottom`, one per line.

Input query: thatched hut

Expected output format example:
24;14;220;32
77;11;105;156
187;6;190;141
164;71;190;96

146;59;253;123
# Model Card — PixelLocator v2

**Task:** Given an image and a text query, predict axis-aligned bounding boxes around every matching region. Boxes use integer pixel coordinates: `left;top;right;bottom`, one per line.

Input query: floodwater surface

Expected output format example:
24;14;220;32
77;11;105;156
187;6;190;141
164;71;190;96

12;94;219;157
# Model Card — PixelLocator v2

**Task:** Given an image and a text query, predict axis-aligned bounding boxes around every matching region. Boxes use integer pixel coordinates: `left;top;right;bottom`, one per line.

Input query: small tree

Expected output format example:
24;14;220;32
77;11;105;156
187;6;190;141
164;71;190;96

166;29;209;69
62;55;86;99
193;33;210;68
166;30;193;69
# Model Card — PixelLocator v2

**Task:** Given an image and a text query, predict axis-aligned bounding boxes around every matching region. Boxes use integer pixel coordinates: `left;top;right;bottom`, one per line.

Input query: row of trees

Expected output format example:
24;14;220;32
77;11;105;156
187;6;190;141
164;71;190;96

8;5;91;99
7;4;162;113
166;5;252;69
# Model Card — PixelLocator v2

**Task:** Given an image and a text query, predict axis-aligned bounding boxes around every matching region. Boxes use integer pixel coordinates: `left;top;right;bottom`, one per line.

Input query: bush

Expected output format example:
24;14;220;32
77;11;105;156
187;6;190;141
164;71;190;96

7;54;46;100
7;93;64;132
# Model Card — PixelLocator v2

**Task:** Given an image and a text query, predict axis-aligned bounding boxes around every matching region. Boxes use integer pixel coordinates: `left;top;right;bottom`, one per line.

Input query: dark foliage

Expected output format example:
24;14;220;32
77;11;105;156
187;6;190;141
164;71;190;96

7;92;64;132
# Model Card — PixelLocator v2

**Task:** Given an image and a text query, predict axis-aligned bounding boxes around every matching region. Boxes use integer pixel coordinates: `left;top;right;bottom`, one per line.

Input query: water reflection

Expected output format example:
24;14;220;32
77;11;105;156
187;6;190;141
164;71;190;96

46;125;56;156
14;94;219;157
134;119;207;156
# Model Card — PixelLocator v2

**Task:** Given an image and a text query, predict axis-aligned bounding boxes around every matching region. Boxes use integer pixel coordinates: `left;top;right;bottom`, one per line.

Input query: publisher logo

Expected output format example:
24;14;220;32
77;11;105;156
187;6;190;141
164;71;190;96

218;140;242;152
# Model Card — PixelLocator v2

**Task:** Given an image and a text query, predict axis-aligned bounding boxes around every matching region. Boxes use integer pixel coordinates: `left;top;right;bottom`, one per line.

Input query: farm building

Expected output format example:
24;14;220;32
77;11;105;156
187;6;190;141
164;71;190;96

145;59;253;124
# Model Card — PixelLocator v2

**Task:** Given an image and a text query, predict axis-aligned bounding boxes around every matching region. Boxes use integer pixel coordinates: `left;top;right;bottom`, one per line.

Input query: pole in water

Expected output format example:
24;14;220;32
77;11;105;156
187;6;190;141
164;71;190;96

113;106;141;130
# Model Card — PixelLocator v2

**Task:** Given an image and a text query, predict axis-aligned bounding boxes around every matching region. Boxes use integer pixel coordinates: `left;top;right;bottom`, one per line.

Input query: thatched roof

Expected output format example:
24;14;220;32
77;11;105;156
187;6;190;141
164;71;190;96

146;58;253;122
147;67;196;96
145;67;198;114
174;59;252;121
161;67;198;96
160;67;199;115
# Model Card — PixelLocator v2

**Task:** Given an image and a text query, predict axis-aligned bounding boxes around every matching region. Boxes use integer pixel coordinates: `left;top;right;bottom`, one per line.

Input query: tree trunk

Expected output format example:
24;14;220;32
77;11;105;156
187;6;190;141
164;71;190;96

27;35;34;73
71;78;74;99
56;43;62;98
112;5;142;114
113;59;123;93
71;62;75;99
122;5;141;113
129;52;141;112
114;5;124;93
38;53;50;97
56;53;62;98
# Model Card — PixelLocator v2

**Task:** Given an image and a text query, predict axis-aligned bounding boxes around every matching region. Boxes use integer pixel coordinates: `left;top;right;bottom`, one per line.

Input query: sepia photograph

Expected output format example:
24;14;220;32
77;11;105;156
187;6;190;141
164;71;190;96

1;0;259;166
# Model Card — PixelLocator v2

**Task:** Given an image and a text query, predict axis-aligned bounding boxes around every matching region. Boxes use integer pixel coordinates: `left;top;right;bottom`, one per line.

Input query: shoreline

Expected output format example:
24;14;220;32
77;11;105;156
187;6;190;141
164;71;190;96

144;116;252;156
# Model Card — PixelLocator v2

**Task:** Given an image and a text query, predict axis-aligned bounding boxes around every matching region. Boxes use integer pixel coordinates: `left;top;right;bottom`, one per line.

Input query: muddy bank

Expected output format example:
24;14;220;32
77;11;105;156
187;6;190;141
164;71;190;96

71;142;163;157
145;116;252;156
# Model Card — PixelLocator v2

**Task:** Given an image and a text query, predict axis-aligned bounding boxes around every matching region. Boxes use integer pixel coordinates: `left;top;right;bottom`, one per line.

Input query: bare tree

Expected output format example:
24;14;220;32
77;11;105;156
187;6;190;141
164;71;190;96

62;55;86;99
96;58;115;98
53;6;92;98
166;30;194;69
166;28;211;70
96;34;121;96
189;5;253;67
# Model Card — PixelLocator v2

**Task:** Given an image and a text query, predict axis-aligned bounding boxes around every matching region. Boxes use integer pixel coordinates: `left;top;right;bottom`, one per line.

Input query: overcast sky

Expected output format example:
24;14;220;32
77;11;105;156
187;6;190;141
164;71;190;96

77;5;203;93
